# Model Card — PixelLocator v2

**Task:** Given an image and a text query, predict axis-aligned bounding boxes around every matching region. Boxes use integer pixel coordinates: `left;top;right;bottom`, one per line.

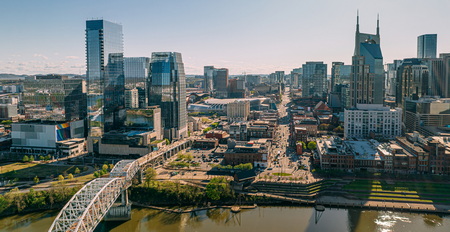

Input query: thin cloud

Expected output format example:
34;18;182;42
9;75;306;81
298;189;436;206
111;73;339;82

33;54;48;60
65;56;79;59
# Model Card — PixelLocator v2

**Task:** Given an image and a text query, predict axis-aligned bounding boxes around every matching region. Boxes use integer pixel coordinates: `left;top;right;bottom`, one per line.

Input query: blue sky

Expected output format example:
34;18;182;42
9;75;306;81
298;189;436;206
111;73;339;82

1;0;449;75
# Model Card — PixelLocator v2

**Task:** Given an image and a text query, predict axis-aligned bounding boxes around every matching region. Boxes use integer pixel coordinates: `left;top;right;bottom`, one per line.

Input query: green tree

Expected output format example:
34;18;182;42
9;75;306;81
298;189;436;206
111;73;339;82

74;167;81;174
188;131;191;137
29;156;34;162
0;120;12;125
46;154;52;161
93;171;100;178
145;168;157;187
205;177;232;201
22;155;29;163
102;164;109;172
307;141;317;150
298;141;306;149
165;138;171;145
333;126;344;133
33;176;39;184
67;174;74;180
57;175;64;182
39;155;45;161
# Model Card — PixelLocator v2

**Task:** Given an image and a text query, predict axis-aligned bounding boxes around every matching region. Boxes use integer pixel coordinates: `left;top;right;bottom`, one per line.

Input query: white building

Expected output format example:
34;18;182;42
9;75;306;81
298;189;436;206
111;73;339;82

344;104;402;139
10;120;85;155
227;100;250;122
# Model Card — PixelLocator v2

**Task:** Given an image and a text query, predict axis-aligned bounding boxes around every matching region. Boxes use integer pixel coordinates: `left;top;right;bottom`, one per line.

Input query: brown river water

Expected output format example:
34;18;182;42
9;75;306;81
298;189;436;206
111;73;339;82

0;206;448;232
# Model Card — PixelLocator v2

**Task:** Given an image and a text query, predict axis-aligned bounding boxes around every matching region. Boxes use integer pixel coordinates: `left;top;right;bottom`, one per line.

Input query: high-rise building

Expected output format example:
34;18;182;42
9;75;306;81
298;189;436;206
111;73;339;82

124;57;150;108
204;66;215;94
228;78;246;98
124;57;150;89
440;53;450;98
21;75;87;122
148;52;187;140
417;34;437;59
290;68;302;89
86;20;125;136
204;66;229;98
385;60;402;97
331;62;351;92
395;58;429;106
302;62;327;97
350;14;384;107
214;68;229;98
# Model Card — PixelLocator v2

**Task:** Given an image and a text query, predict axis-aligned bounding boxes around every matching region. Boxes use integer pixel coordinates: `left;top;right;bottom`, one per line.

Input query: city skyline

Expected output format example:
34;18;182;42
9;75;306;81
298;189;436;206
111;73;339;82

1;0;450;75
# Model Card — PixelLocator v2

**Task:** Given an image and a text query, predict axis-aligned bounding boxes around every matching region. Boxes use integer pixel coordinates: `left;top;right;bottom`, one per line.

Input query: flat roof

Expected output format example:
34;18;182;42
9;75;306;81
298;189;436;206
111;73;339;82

345;140;382;161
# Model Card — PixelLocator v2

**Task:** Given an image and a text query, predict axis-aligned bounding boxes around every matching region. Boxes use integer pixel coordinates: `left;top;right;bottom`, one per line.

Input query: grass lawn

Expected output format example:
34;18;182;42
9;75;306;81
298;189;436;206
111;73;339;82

0;162;37;174
344;179;450;196
272;173;292;176
0;163;86;180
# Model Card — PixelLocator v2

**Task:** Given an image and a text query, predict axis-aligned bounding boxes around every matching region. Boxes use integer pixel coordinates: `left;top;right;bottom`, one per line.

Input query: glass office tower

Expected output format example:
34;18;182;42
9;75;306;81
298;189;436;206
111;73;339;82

86;20;125;136
148;52;187;140
417;34;437;59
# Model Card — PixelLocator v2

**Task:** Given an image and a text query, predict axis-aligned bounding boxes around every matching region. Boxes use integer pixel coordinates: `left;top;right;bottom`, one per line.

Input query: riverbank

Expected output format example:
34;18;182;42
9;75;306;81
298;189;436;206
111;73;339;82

131;201;257;214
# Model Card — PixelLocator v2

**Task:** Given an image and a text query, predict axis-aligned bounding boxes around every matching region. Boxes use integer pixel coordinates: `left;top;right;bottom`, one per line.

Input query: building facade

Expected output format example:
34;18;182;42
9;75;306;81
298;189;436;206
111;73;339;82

148;52;187;140
86;20;125;136
302;62;327;98
417;34;437;59
227;100;250;122
395;58;429;106
344;104;402;139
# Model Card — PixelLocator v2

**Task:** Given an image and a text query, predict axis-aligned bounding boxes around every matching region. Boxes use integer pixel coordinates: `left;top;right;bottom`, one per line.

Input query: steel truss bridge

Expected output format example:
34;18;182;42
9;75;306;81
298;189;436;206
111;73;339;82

49;139;192;232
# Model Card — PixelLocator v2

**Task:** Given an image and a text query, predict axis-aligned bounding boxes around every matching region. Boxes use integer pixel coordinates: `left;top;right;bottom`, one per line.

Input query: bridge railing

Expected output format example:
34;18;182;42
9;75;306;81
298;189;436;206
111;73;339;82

48;178;124;232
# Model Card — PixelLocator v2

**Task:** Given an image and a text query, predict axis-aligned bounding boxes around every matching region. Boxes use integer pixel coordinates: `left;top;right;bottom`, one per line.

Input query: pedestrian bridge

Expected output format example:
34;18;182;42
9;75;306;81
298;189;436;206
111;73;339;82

48;138;192;232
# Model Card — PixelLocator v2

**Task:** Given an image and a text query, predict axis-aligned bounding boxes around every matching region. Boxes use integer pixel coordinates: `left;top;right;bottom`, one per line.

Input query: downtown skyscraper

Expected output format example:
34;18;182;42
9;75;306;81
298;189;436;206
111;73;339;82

301;62;327;97
417;34;437;59
148;52;187;140
86;20;125;136
350;14;384;107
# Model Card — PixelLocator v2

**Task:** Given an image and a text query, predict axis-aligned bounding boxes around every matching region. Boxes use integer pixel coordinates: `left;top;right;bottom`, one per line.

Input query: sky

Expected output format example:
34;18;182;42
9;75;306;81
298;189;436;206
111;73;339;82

0;0;449;75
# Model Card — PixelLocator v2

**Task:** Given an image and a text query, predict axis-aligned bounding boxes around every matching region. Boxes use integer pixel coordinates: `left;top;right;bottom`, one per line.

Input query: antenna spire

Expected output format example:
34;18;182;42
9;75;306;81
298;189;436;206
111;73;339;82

356;10;360;32
376;13;380;35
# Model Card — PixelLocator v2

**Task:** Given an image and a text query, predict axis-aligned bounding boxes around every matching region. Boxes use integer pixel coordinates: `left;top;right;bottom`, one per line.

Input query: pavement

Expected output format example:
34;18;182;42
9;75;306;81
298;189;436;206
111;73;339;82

317;195;450;214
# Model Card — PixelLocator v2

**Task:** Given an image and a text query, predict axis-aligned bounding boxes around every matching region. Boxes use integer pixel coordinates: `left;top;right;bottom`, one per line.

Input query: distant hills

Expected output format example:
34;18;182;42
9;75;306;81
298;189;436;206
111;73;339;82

0;73;85;80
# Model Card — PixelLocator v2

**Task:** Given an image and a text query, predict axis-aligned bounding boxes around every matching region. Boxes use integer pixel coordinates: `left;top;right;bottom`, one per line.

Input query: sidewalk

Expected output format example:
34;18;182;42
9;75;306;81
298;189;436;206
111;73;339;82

317;195;450;214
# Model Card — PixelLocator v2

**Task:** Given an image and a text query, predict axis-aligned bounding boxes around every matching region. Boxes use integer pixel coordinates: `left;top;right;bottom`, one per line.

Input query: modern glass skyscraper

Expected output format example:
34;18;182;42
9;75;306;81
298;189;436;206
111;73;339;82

417;34;437;59
124;57;150;89
148;52;187;140
301;62;327;97
86;20;125;136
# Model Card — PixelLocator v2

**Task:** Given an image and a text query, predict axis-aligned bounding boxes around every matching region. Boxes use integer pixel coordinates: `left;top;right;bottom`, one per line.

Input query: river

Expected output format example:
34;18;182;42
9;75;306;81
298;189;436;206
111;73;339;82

0;206;448;232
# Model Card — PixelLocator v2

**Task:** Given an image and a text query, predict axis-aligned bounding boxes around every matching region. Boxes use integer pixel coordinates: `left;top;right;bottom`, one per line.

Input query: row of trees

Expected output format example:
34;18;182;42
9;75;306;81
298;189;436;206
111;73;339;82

297;141;317;150
22;155;52;162
0;187;80;215
212;163;253;170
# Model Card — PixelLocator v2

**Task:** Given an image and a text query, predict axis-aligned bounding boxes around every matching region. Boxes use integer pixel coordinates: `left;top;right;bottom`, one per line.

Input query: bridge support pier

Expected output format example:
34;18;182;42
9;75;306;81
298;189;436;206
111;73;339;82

104;189;131;221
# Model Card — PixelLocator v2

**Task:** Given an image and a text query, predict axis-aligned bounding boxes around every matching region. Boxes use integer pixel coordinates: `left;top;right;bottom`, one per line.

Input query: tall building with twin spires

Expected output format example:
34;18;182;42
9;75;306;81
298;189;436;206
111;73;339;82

350;13;384;107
